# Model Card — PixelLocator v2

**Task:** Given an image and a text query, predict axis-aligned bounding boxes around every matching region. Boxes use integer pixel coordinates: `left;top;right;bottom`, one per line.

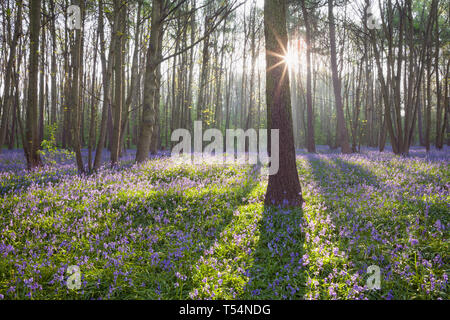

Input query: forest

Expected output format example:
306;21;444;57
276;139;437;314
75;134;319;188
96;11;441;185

0;0;448;300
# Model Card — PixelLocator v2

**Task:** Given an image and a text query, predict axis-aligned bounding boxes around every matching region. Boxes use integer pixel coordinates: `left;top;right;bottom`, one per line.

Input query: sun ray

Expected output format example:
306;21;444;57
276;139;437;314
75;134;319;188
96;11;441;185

267;58;287;73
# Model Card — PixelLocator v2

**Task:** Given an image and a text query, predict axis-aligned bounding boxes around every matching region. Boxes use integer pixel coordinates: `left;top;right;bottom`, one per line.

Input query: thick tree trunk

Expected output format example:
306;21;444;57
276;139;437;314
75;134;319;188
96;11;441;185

136;0;163;163
264;0;303;207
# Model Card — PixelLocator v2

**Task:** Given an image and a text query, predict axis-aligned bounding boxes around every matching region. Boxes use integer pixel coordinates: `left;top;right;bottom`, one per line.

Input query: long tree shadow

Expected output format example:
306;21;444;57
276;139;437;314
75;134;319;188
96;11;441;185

303;155;392;299
325;156;447;223
112;164;262;299
240;154;402;300
303;154;448;299
239;204;306;299
1;161;261;300
237;155;381;300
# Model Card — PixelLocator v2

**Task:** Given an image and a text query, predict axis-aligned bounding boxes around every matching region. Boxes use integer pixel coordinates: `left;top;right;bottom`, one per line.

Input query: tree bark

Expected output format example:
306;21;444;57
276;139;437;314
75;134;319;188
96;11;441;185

0;0;22;152
25;0;43;169
136;0;163;163
300;0;315;153
111;0;126;165
197;12;211;125
264;0;303;207
94;0;115;171
70;0;85;174
150;23;164;154
88;30;99;172
50;0;57;127
328;0;351;154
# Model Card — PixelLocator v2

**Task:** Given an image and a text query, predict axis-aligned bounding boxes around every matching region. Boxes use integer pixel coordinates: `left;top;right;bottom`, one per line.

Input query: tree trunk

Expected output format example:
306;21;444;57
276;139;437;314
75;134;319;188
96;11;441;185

300;0;315;153
435;3;442;149
70;0;85;174
197;12;211;125
150;24;164;154
0;0;22;152
38;5;46;144
264;0;303;207
136;0;163;163
50;0;57;127
111;0;126;165
328;0;351;154
88;30;99;172
94;0;115;171
25;0;42;169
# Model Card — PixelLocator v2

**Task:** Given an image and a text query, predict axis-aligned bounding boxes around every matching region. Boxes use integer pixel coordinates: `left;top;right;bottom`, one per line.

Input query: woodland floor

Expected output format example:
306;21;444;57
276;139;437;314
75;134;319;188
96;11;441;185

0;146;448;299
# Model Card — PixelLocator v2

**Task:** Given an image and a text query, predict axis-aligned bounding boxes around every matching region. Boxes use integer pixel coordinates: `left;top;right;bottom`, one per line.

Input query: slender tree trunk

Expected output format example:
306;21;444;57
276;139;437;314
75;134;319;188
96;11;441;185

0;0;22;152
197;12;210;125
111;0;126;165
301;0;315;153
50;0;57;127
25;0;42;169
62;7;71;149
435;4;442;149
240;8;248;129
328;0;351;154
246;7;255;133
88;31;99;172
150;25;164;154
440;60;449;147
94;0;115;171
121;3;142;155
38;5;46;144
185;0;196;132
215;17;227;130
425;49;432;152
70;0;85;174
417;83;424;146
